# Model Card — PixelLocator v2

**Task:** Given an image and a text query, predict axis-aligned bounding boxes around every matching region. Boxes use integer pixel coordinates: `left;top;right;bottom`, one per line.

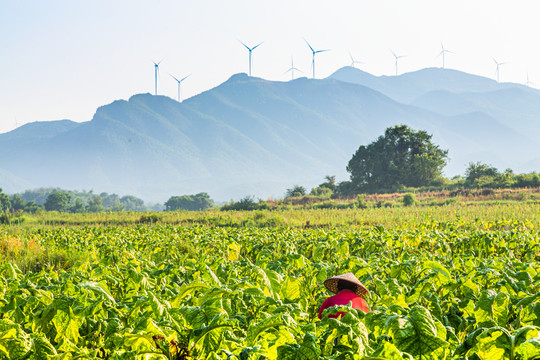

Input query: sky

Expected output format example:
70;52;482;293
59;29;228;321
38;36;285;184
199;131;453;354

1;0;540;133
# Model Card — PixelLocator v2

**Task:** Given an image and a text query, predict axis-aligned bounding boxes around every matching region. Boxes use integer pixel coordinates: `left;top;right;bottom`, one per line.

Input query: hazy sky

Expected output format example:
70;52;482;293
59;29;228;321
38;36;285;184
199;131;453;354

1;0;539;133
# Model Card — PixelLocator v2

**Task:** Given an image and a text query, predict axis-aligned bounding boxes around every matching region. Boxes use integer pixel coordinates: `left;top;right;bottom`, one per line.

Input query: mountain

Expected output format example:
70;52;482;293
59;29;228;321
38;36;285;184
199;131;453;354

410;87;540;138
330;66;528;103
1;68;539;201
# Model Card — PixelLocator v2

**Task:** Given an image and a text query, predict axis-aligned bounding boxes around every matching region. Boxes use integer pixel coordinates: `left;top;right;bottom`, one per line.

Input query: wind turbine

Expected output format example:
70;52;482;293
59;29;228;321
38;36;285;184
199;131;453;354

284;57;303;80
492;58;506;82
349;51;363;68
438;43;454;68
390;50;405;76
526;73;536;87
305;39;329;79
170;74;190;102
153;60;162;95
239;40;263;76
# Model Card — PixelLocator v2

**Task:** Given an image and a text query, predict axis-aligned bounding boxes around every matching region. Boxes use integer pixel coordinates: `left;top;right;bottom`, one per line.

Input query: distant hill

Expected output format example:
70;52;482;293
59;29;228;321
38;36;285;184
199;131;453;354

1;68;539;201
329;66;527;103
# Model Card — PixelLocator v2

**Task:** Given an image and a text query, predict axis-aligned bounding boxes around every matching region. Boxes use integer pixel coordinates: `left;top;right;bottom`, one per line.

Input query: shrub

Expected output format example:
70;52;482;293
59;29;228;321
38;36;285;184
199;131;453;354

221;196;268;211
355;195;368;209
403;193;417;207
138;213;162;224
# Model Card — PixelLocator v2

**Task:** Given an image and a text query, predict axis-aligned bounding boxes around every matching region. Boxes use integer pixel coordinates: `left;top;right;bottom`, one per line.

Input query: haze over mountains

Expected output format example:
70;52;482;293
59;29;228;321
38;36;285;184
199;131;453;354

1;67;539;202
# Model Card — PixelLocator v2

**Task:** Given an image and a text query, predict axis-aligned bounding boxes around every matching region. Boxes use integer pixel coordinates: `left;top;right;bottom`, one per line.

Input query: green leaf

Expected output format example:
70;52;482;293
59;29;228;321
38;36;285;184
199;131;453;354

30;333;57;360
424;260;452;284
79;281;116;303
514;337;540;360
52;306;82;344
370;340;414;360
0;319;32;359
246;314;290;346
384;305;449;360
276;333;321;360
474;290;510;327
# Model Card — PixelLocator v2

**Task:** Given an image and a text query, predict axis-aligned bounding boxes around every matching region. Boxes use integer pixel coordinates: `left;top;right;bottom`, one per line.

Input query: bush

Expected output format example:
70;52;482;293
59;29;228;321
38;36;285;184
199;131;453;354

138;213;162;224
402;193;417;207
354;195;368;209
221;196;268;211
310;186;333;197
285;185;307;198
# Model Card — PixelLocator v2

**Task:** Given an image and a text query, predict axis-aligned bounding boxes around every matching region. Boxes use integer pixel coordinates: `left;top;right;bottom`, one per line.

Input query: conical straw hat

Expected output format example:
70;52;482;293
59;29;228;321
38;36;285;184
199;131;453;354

323;272;370;298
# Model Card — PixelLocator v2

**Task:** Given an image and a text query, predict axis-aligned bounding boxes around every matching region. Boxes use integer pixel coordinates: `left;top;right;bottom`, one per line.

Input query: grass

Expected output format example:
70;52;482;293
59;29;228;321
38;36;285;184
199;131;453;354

0;232;87;272
1;200;539;230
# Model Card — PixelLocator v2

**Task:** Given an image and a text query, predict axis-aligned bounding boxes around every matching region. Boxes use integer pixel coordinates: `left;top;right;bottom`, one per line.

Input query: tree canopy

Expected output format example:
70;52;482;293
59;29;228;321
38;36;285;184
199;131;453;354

44;191;72;212
164;193;214;211
346;125;448;192
0;188;11;213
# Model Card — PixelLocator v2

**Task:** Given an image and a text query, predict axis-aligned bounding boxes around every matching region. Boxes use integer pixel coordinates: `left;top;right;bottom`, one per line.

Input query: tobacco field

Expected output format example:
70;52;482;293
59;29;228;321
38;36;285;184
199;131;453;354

1;217;540;359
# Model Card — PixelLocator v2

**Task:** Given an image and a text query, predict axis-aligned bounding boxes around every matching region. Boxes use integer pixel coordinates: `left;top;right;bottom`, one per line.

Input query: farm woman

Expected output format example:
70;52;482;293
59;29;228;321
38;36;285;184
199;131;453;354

318;272;370;319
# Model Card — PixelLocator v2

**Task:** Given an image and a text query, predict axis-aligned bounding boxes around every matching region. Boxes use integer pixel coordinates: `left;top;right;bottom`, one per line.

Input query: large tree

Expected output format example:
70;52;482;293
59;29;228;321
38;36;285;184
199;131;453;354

346;125;448;191
165;193;214;211
44;191;72;212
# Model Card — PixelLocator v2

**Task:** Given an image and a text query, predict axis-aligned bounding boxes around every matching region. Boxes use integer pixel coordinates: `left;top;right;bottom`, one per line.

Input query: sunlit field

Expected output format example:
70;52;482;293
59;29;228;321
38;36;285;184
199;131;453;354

1;200;540;358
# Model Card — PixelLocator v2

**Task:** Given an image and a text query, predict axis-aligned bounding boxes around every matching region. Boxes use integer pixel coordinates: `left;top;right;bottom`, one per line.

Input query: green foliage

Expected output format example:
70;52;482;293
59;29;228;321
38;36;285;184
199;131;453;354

402;193;417;207
17;188;148;212
0;188;11;213
9;194;24;212
165;192;214;211
44;191;71;212
310;186;333;197
355;194;368;209
285;185;307;198
311;176;337;197
221;196;269;211
465;162;499;184
0;215;539;358
87;195;105;212
138;213;162;224
347;125;448;192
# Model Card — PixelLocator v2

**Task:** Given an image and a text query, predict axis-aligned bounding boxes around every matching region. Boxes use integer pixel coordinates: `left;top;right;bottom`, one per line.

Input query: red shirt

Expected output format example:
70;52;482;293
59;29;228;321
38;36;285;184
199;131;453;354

318;290;370;319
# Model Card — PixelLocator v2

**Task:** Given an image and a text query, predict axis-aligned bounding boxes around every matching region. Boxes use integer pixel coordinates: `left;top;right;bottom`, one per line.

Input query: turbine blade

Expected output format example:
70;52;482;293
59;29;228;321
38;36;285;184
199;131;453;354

169;73;180;82
180;74;191;82
304;38;315;53
238;40;250;50
315;49;329;54
252;42;263;50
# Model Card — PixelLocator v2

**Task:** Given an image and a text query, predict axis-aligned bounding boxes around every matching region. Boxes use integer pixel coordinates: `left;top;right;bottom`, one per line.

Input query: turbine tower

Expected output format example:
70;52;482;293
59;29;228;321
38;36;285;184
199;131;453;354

526;73;536;87
438;43;454;68
285;57;302;80
349;51;363;68
392;51;405;76
492;58;506;82
305;39;329;79
239;40;263;76
170;74;190;102
153;60;162;95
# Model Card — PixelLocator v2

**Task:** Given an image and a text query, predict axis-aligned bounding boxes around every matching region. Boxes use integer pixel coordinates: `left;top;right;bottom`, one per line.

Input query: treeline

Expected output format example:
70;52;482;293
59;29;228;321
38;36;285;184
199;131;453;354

0;188;153;216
